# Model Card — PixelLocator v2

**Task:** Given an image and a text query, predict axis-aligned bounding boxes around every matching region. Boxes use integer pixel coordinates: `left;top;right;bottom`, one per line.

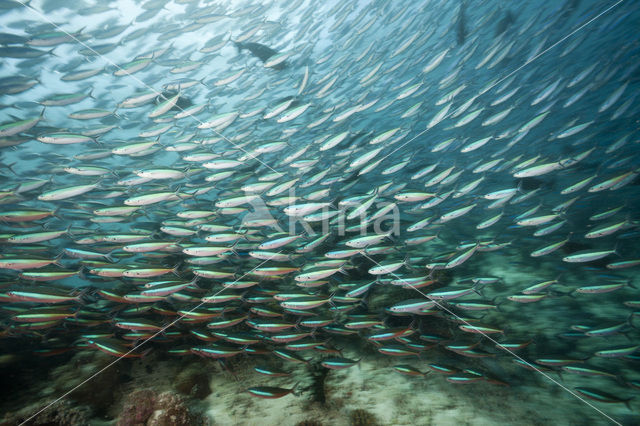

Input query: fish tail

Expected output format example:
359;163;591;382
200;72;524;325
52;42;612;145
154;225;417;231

5;161;16;175
198;76;211;89
625;397;634;411
53;252;64;268
626;313;636;329
74;287;92;305
104;250;116;264
613;241;621;257
171;264;182;277
228;240;241;257
472;283;485;298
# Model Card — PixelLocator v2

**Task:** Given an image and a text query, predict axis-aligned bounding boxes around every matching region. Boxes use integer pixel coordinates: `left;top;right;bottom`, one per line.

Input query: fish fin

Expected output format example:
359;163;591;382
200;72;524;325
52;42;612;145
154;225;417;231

4;162;16;175
472;285;485;299
626;313;636;329
104;250;116;264
74;287;92;305
171;264;181;277
198;76;211;89
613;241;621;257
625;397;634;411
228;240;241;257
64;224;74;239
403;254;415;271
53;252;64;268
78;266;88;281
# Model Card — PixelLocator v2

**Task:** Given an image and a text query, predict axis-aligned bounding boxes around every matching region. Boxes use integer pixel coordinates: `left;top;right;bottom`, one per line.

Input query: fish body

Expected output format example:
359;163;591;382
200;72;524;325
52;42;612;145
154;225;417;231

235;41;287;70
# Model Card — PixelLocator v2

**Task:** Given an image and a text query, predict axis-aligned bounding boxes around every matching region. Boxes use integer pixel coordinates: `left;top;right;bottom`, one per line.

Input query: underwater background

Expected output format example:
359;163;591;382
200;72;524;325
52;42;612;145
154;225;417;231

1;0;640;424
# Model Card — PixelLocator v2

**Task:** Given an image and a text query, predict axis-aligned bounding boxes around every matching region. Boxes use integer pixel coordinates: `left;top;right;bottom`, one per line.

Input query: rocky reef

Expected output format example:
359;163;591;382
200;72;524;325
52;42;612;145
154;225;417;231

0;349;212;425
1;400;91;426
118;389;209;426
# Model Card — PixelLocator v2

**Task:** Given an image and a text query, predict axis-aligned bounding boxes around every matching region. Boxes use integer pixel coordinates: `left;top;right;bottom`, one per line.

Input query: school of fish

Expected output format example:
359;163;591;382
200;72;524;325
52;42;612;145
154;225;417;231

0;0;639;417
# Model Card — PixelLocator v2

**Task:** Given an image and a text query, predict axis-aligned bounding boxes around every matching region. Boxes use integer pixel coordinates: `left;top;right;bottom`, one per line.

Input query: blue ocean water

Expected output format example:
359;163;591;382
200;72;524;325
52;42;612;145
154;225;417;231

0;0;639;424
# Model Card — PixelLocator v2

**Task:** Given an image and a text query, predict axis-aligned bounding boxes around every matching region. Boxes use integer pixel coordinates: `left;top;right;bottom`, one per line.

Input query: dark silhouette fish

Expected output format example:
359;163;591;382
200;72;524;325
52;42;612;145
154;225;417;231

0;32;27;45
560;0;581;20
234;41;287;70
0;0;30;10
156;90;192;112
456;0;467;45
495;10;514;36
0;46;52;58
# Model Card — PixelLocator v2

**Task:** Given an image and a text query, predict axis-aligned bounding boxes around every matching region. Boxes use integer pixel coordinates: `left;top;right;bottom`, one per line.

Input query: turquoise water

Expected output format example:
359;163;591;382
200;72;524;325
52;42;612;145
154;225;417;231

0;0;639;424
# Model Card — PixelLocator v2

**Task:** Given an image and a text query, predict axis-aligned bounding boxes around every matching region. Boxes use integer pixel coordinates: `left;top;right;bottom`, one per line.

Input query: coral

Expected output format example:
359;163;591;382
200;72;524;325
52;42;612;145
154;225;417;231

117;389;157;426
146;391;203;426
117;390;208;426
174;365;211;399
349;409;378;426
1;400;91;426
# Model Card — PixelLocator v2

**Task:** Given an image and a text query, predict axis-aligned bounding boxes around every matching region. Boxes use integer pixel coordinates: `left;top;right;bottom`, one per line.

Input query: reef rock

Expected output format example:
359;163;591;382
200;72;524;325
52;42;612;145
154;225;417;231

1;400;91;426
174;365;211;399
117;389;207;426
117;388;158;426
